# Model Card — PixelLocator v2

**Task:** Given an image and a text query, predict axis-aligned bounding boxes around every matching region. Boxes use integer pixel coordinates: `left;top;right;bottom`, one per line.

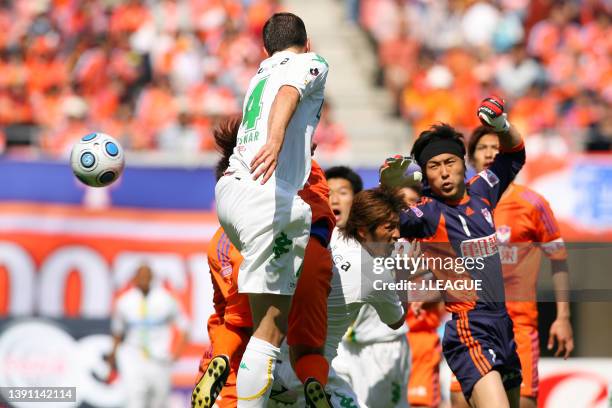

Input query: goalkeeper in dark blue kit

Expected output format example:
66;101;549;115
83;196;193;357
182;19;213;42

380;96;525;408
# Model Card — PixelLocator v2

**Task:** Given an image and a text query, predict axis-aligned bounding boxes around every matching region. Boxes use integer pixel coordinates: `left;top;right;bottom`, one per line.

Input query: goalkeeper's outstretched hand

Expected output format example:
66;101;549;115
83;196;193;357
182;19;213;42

379;155;422;188
477;95;510;132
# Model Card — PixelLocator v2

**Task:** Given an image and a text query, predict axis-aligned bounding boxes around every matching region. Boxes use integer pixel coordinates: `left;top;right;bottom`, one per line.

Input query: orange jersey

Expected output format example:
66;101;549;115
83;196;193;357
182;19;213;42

406;304;443;332
299;160;336;241
494;184;567;327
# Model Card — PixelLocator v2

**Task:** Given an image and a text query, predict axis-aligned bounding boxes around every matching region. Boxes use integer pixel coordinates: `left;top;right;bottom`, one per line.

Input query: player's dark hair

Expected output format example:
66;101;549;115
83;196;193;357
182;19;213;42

406;184;422;195
325;166;363;194
263;13;307;55
468;125;498;162
214;117;241;181
411;123;466;168
341;187;402;243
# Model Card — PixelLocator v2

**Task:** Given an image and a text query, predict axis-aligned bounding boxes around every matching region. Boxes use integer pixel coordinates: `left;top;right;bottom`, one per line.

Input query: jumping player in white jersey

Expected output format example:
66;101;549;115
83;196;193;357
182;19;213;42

270;187;407;407
213;12;330;408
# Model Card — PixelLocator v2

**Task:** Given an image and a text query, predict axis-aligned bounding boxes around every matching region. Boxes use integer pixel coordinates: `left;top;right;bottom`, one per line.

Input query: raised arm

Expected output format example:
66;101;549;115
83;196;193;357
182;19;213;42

477;95;523;149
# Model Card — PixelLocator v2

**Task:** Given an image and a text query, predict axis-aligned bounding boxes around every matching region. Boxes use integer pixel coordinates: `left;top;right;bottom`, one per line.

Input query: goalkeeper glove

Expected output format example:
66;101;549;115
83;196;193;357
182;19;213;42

379;155;422;188
478;95;510;132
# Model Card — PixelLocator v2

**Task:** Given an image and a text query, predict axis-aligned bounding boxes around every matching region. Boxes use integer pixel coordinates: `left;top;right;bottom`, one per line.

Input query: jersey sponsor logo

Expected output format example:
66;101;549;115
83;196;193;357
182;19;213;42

411;206;424;218
496;225;511;243
460;233;498;258
332;253;351;271
481;208;494;227
479;169;500;188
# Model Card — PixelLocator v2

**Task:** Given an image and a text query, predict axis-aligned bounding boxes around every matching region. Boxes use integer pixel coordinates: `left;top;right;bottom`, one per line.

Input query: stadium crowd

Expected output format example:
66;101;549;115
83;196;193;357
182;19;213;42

0;0;347;157
356;0;612;152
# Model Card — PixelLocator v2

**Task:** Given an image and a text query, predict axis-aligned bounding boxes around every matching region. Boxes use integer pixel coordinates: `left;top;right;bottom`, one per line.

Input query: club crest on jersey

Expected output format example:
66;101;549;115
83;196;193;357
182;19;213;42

460;233;498;258
411;206;424;218
479;169;499;188
496;225;511;243
310;67;320;76
481;208;494;227
221;264;233;278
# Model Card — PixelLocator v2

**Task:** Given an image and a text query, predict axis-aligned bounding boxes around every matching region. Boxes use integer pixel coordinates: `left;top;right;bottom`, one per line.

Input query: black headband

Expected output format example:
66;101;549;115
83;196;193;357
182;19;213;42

417;138;465;168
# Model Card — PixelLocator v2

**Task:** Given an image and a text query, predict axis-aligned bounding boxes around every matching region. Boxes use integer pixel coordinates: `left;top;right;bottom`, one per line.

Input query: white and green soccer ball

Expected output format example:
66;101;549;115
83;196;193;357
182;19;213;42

70;132;125;187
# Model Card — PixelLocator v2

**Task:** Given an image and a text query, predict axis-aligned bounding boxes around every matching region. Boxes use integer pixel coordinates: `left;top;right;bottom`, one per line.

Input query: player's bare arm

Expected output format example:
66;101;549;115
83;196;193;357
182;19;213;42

549;259;574;359
250;85;300;183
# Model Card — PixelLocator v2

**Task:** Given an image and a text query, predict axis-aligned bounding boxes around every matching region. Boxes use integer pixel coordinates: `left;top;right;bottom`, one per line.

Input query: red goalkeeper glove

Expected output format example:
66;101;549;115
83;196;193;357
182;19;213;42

478;96;510;132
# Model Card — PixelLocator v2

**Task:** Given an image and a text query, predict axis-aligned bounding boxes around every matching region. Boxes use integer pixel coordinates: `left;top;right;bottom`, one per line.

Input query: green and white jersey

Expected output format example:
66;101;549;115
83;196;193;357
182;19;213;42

228;50;329;190
326;228;405;360
345;303;408;345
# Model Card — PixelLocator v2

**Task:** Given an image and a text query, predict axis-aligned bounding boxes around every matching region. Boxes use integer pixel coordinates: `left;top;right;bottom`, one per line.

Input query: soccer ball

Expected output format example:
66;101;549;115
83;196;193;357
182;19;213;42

70;133;125;187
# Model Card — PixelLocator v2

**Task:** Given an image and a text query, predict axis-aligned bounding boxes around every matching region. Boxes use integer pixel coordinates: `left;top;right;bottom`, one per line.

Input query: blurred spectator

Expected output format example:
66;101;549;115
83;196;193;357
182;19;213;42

40;94;91;157
358;0;611;155
495;43;544;98
461;1;501;48
157;107;202;153
313;101;348;157
585;107;612;151
0;0;349;159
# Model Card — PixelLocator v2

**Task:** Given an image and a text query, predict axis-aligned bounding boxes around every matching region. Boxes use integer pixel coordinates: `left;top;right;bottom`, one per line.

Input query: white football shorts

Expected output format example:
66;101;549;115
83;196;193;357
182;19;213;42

215;174;311;295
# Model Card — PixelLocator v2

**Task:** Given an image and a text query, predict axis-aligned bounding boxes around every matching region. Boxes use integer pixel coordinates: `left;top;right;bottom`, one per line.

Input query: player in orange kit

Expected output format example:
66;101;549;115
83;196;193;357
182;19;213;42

193;119;335;408
449;126;574;408
406;303;444;408
197;227;250;408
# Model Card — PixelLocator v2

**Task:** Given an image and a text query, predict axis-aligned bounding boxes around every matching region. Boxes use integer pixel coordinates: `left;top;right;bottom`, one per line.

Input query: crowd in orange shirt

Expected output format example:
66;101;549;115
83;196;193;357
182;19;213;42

358;0;611;153
0;0;347;157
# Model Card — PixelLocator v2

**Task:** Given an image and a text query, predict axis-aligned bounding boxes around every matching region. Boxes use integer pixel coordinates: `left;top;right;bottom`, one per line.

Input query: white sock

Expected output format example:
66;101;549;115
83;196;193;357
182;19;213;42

236;336;281;408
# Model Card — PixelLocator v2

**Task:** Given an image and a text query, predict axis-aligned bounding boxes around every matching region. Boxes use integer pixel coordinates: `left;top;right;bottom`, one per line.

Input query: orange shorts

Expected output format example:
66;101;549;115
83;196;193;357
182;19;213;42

222;292;252;329
407;330;442;407
287;237;332;349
